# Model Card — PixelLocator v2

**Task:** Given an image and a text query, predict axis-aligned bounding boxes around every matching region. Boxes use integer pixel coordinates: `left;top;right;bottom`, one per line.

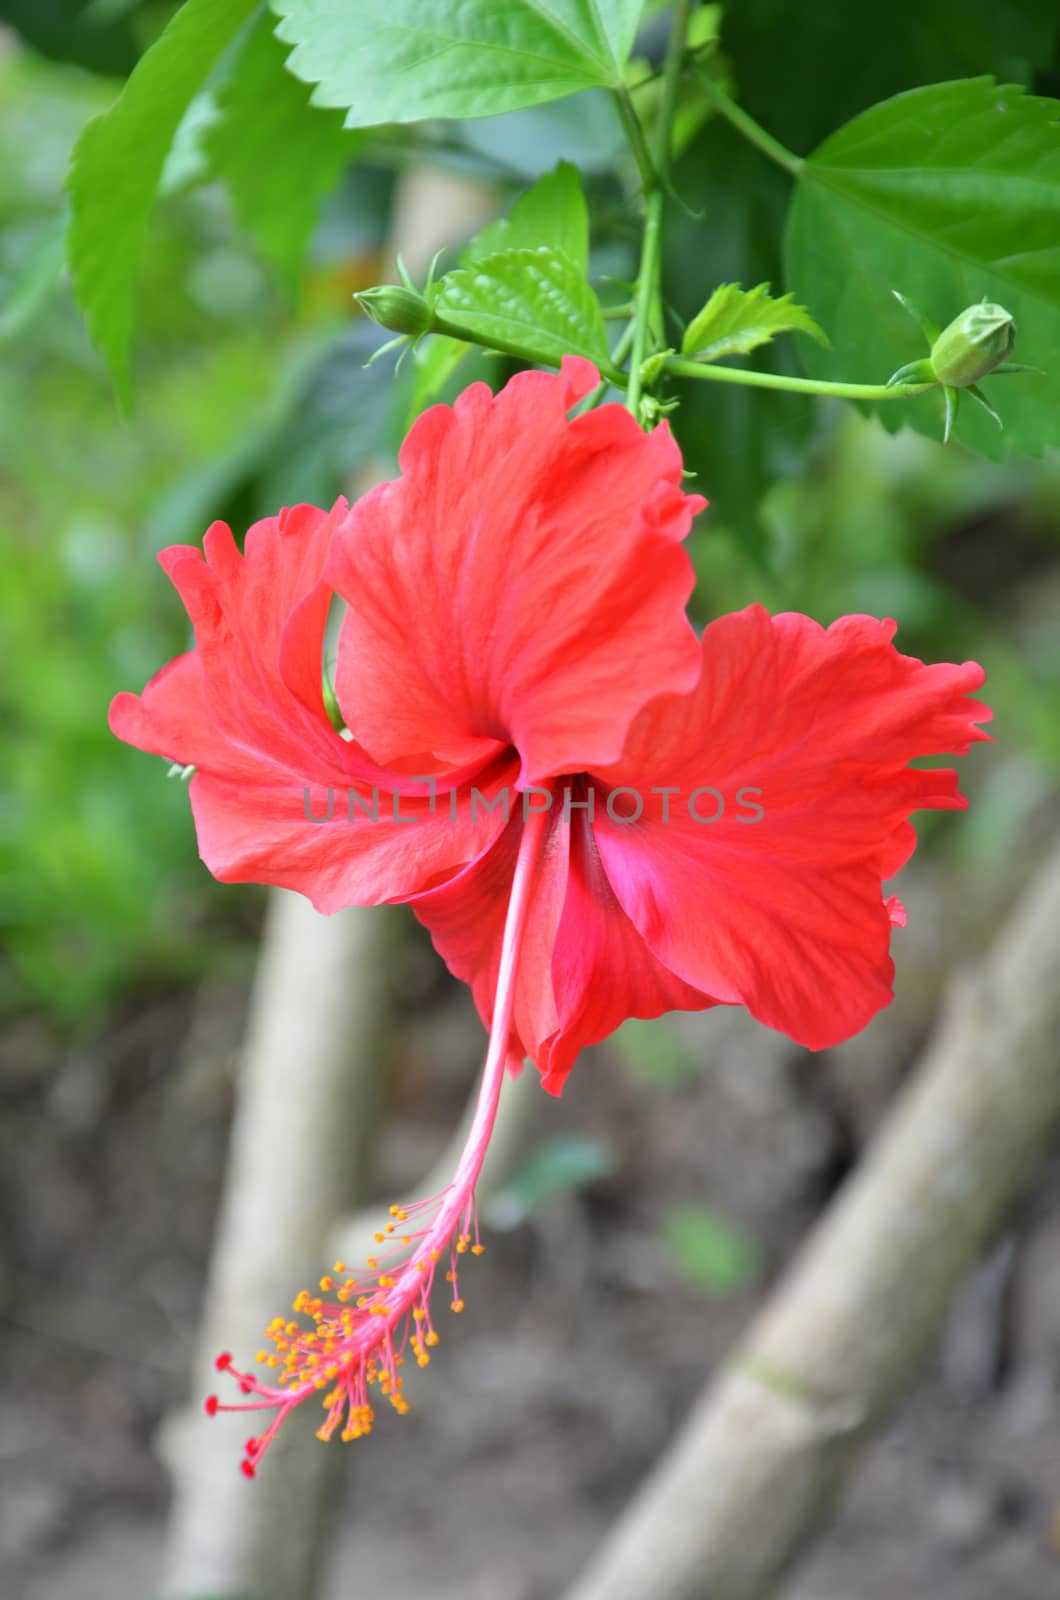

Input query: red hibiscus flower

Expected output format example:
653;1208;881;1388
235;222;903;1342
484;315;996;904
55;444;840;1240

110;356;989;1469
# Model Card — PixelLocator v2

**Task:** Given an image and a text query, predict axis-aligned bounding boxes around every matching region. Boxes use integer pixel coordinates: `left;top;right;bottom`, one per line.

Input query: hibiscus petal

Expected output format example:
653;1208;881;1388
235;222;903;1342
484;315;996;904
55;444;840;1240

411;795;715;1096
109;505;513;909
410;806;566;1074
542;802;716;1093
592;606;991;1050
329;357;703;785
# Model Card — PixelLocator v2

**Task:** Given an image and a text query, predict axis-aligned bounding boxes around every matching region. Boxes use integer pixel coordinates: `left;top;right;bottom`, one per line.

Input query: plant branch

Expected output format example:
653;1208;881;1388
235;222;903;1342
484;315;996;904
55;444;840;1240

612;82;659;193
663;353;936;402
567;835;1060;1600
698;71;804;178
623;0;693;421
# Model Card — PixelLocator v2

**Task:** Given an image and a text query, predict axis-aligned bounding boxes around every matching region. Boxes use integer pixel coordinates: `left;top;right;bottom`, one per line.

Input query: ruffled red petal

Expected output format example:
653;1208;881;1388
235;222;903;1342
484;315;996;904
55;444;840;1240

591;607;991;1050
109;505;512;910
328;357;703;786
411;796;715;1096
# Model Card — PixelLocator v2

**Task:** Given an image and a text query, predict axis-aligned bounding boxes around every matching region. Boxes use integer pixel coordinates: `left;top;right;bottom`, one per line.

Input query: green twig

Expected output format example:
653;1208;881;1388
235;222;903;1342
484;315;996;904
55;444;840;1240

623;0;693;422
662;354;936;402
697;72;803;179
612;84;659;194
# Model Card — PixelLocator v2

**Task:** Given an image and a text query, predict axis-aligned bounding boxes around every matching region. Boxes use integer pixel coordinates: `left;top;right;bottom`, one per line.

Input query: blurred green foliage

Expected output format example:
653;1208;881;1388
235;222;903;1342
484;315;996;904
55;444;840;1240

661;1202;761;1295
0;45;397;1025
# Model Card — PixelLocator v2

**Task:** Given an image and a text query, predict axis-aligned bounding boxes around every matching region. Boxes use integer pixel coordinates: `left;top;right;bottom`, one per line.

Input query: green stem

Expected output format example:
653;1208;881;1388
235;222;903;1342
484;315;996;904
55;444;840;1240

626;191;664;419
427;310;627;386
697;73;803;179
612;84;659;193
578;322;637;412
623;0;692;421
663;354;936;402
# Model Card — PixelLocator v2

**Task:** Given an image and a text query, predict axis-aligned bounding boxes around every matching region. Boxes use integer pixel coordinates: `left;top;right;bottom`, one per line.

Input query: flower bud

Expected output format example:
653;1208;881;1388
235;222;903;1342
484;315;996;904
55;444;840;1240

930;303;1015;388
355;284;434;336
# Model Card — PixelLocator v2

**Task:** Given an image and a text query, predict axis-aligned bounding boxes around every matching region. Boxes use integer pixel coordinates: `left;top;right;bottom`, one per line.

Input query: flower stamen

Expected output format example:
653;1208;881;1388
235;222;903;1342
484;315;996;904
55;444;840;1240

205;800;552;1476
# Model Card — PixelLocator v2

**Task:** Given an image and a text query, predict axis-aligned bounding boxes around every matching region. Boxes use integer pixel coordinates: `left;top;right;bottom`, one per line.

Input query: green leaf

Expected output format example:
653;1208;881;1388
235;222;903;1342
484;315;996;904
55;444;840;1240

682;281;828;362
270;0;643;125
66;0;259;401
490;1135;618;1227
723;0;1060;157
784;79;1060;457
0;0;140;76
661;1204;760;1297
433;245;610;368
464;161;589;273
205;15;361;292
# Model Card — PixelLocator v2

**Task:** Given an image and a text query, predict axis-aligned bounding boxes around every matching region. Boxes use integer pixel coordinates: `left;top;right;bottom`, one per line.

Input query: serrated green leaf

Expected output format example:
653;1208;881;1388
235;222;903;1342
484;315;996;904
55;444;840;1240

661;1204;760;1296
269;0;643;126
205;15;361;292
682;281;828;362
433;245;610;368
785;79;1060;458
66;0;259;401
464;161;589;273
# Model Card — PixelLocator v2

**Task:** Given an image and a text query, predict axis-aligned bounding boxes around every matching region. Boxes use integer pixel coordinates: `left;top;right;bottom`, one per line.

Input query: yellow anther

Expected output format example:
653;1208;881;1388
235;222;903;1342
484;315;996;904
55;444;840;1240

366;1257;378;1270
319;1276;334;1292
266;1355;279;1369
412;1308;425;1320
451;1299;465;1313
456;1239;468;1254
286;1322;299;1336
256;1351;267;1364
333;1261;346;1275
429;1250;440;1263
472;1244;485;1256
374;1231;386;1243
425;1331;439;1347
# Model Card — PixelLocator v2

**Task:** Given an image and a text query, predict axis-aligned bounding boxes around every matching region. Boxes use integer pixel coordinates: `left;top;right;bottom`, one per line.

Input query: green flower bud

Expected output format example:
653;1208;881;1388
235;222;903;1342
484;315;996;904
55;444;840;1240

930;303;1015;388
355;284;435;336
